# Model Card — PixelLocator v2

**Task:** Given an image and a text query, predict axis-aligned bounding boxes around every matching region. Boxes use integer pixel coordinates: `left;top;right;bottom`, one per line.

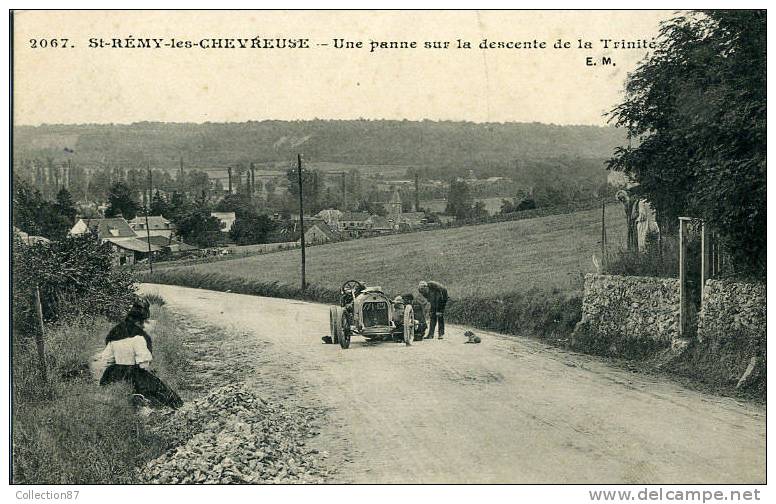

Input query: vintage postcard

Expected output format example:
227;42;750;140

8;8;767;495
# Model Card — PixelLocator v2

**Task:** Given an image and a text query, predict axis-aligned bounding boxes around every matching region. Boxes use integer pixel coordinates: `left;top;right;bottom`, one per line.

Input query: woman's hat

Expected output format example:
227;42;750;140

127;296;151;321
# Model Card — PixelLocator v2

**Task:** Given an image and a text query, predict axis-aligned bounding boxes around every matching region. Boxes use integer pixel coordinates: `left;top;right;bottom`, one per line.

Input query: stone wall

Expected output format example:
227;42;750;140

693;280;766;389
572;274;766;395
572;274;680;358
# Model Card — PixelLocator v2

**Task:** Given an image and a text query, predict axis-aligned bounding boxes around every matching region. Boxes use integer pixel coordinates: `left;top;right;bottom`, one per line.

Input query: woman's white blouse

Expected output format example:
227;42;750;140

100;336;153;366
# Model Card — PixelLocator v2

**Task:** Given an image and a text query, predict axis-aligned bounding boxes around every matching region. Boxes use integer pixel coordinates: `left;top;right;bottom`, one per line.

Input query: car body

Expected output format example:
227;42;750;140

329;280;421;349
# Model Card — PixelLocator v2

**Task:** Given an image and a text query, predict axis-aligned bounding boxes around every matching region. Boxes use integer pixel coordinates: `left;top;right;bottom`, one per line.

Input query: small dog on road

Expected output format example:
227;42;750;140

464;330;481;344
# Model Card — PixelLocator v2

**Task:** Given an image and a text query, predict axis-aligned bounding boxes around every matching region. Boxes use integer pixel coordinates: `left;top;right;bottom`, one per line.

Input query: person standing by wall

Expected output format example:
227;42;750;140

418;280;448;339
636;198;660;253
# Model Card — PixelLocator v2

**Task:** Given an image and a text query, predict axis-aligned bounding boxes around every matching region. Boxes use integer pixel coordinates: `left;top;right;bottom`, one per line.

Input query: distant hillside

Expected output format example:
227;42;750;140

13;120;625;177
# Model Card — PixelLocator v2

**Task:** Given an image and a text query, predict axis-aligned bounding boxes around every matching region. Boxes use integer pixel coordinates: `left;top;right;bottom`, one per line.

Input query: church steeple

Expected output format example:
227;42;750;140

388;188;402;223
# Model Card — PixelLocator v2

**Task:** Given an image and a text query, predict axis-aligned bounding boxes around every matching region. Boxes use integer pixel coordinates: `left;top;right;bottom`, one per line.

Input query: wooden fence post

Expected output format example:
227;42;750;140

297;154;306;292
601;200;607;265
678;217;689;338
701;220;711;308
34;286;48;382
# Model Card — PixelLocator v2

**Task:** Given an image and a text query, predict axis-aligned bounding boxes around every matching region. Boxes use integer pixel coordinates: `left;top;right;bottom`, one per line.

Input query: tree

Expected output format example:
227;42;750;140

471;200;489;220
215;193;252;214
54;188;77;225
229;210;276;245
286;167;325;214
149;190;169;217
608;10;766;275
185;170;211;198
13;176;44;235
12;177;73;240
166;191;191;223
89;167;113;202
445;179;473;220
176;209;224;248
105;181;139;219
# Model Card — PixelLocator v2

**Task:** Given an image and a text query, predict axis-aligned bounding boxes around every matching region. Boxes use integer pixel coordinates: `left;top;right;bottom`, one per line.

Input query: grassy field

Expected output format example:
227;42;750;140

164;204;626;299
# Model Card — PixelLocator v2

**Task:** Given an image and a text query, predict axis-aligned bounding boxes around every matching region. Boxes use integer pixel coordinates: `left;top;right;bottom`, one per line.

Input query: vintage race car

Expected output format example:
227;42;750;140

329;280;421;349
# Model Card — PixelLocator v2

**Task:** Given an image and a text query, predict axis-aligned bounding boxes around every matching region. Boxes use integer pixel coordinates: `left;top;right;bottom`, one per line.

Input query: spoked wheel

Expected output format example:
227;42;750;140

331;306;350;349
329;306;342;344
339;323;351;349
403;305;415;346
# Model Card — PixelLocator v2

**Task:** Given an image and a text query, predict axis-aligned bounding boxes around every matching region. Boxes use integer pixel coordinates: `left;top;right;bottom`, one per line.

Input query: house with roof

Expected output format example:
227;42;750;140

300;221;340;245
69;216;162;266
338;212;372;231
137;235;198;254
398;212;427;228
314;209;343;228
128;215;176;239
367;215;393;234
13;227;51;246
210;212;236;233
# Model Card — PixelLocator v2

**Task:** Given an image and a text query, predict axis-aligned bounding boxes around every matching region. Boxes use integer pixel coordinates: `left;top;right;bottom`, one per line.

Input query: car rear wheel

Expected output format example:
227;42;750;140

403;305;414;346
332;306;350;349
329;306;341;345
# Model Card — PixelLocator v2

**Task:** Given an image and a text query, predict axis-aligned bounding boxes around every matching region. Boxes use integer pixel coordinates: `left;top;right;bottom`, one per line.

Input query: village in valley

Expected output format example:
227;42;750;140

12;128;617;267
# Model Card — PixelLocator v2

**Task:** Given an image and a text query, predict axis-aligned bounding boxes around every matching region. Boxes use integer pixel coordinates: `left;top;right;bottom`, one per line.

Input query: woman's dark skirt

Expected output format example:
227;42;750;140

100;364;183;409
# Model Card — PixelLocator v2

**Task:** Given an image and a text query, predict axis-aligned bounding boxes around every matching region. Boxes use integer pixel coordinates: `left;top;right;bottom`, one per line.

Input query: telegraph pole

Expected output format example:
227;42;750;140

414;172;420;211
297;154;306;291
65;159;72;190
250;162;256;199
341;172;346;208
227;166;233;194
145;163;154;274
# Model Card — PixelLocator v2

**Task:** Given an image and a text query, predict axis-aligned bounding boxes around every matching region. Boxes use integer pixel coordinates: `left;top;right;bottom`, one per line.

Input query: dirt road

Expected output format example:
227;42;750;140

140;284;765;484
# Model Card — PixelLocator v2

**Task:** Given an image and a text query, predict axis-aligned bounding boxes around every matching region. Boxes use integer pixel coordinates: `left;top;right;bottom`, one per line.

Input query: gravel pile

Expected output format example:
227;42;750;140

139;383;332;484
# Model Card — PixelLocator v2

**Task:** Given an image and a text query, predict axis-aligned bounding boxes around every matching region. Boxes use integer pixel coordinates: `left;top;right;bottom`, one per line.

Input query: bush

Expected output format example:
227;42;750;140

603;233;683;279
446;287;583;344
136;269;340;304
12;234;136;336
142;293;166;306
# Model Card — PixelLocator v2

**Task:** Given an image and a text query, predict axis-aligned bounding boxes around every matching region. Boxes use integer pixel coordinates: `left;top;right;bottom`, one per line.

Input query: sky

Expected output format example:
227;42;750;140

13;10;675;126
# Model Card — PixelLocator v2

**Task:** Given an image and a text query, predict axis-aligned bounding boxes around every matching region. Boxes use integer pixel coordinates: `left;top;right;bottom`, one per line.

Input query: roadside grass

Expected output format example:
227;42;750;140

12;300;190;484
143;292;166;307
446;287;584;344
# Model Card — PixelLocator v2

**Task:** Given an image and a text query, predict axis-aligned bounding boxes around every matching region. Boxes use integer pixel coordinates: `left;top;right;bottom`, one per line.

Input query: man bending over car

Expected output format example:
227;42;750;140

418;280;448;339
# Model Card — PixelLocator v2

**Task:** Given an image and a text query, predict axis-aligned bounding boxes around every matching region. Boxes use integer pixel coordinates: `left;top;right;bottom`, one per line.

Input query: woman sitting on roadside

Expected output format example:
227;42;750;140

98;297;183;409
